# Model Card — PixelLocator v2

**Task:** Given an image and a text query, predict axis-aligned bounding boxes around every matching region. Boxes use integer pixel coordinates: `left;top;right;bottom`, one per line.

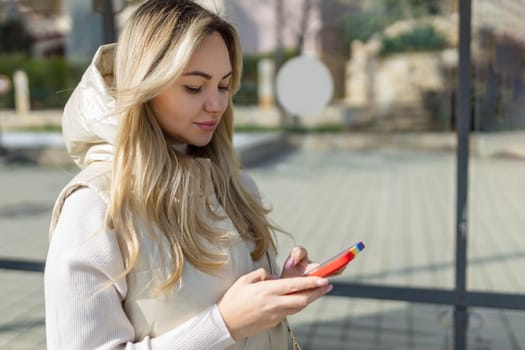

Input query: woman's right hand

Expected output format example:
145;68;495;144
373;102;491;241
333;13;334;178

217;268;332;340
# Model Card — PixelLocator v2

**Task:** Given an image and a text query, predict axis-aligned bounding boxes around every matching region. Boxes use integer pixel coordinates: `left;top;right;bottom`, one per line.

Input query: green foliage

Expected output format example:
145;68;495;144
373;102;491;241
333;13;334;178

234;54;259;105
343;11;384;44
343;0;406;47
234;49;298;106
380;25;447;56
8;123;62;132
0;55;86;109
343;0;443;53
234;123;344;134
407;0;441;16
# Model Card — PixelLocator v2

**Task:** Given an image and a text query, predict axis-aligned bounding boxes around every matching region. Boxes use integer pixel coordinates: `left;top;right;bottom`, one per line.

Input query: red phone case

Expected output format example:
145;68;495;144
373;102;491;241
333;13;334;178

306;241;365;277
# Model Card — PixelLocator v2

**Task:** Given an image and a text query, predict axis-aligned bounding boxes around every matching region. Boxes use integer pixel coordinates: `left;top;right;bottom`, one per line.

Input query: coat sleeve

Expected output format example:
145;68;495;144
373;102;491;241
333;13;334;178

44;187;235;350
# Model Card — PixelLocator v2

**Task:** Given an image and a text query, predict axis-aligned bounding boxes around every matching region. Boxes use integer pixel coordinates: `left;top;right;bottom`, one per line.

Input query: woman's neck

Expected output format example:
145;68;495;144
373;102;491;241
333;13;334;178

172;143;188;154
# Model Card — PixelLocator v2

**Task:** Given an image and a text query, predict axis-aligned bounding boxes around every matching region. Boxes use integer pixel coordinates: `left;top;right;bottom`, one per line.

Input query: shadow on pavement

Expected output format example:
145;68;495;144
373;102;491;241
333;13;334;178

0;318;45;333
290;302;502;350
0;258;45;272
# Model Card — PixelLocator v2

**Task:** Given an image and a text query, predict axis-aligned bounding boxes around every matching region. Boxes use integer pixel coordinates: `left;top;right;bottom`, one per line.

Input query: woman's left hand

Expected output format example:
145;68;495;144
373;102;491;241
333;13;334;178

280;246;319;278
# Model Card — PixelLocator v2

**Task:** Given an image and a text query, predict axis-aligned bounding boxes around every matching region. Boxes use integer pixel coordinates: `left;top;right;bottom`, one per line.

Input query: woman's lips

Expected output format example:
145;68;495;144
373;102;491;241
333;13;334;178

194;120;218;131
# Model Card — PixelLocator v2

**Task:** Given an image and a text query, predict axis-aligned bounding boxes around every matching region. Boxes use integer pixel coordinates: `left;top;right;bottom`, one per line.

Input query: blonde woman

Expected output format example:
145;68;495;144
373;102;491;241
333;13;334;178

44;0;332;349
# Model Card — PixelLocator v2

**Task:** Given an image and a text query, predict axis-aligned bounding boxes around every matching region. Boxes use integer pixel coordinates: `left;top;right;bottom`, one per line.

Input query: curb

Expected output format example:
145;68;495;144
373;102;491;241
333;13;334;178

1;131;524;166
236;132;292;167
0;132;292;167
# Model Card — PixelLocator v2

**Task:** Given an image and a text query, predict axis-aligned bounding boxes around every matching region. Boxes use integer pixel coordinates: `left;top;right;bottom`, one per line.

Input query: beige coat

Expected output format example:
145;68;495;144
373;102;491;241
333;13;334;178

48;44;288;349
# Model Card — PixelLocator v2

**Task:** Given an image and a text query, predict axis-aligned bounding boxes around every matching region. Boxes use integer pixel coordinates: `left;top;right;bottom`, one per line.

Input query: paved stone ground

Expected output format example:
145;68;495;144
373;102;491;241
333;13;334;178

248;147;525;350
0;165;73;350
1;142;524;349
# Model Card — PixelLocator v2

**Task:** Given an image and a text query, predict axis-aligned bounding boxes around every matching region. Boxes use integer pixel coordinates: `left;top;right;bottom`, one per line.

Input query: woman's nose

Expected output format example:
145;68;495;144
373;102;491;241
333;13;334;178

204;90;226;113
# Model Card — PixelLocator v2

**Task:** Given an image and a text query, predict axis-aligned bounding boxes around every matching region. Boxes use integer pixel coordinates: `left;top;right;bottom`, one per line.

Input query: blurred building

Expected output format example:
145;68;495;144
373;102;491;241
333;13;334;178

0;0;110;62
0;0;69;57
0;0;355;64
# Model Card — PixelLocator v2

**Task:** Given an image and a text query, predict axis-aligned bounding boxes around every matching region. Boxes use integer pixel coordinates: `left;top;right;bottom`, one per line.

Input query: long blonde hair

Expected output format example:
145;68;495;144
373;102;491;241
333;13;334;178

109;0;277;292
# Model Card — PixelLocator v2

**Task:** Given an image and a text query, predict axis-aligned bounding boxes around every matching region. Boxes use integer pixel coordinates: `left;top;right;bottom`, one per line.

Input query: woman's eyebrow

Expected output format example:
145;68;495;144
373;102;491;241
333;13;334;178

182;71;232;80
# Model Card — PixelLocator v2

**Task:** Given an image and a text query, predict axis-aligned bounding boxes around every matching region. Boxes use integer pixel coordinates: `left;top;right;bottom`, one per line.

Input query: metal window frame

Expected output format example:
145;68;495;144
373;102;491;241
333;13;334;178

331;1;525;349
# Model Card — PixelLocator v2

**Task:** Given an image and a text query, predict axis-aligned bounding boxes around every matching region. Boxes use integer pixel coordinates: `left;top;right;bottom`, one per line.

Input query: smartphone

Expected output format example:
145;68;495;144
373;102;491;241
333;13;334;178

305;241;365;277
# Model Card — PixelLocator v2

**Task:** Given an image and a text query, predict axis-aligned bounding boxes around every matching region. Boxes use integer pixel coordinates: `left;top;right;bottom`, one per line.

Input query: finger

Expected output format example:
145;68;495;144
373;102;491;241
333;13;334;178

268;276;329;295
297;258;313;271
242;267;271;283
284;246;308;269
281;284;333;313
303;262;320;275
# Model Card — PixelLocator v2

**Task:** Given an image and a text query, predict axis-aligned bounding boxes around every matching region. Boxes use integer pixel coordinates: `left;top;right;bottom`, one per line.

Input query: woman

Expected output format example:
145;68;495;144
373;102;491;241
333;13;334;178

44;1;332;349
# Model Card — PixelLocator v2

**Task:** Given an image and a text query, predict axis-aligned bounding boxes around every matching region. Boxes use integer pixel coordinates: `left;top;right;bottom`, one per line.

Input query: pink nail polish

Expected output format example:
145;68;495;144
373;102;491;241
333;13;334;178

326;284;333;293
284;256;294;269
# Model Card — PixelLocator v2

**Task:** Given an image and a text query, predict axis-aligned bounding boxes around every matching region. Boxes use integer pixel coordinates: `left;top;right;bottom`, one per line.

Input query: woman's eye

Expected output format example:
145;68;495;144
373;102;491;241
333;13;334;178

184;86;201;94
218;85;229;92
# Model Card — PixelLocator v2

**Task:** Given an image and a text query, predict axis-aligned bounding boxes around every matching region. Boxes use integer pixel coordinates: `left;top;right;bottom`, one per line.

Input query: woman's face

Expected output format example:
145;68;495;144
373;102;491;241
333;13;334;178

150;32;232;146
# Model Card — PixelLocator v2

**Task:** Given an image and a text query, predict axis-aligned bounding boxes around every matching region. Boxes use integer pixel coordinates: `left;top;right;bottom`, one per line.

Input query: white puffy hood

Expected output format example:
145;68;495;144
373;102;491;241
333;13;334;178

62;44;118;169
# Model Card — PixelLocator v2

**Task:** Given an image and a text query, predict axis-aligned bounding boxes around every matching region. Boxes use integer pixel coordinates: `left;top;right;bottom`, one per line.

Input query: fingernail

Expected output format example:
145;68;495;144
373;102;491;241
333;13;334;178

326;284;333;293
316;278;329;286
284;256;294;269
271;274;280;279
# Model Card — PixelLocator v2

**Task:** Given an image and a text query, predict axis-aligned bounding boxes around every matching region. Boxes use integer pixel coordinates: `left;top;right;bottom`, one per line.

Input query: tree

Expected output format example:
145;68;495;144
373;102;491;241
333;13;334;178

296;0;313;54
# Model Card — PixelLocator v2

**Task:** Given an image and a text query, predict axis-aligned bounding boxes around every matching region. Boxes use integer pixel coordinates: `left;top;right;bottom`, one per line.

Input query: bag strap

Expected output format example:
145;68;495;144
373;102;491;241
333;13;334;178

265;252;302;350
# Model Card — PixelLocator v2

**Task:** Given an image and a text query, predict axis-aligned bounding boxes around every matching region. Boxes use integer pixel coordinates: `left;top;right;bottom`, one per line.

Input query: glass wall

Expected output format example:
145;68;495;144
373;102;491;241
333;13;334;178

247;1;462;348
1;1;524;349
469;0;525;295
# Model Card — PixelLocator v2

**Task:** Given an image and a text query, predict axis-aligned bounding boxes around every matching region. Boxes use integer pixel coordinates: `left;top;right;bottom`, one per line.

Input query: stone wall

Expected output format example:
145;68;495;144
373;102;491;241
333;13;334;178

343;15;458;131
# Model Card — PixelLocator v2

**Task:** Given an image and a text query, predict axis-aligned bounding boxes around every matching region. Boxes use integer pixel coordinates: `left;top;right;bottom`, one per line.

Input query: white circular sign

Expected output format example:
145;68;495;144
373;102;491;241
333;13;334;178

275;56;333;117
0;75;11;95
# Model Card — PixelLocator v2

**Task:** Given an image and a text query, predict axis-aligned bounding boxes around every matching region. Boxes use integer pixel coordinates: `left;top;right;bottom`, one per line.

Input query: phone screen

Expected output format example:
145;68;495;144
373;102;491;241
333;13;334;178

305;241;365;277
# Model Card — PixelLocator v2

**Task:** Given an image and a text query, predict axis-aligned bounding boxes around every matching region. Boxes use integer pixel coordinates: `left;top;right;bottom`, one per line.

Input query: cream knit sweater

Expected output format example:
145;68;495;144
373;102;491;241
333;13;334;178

45;187;236;349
